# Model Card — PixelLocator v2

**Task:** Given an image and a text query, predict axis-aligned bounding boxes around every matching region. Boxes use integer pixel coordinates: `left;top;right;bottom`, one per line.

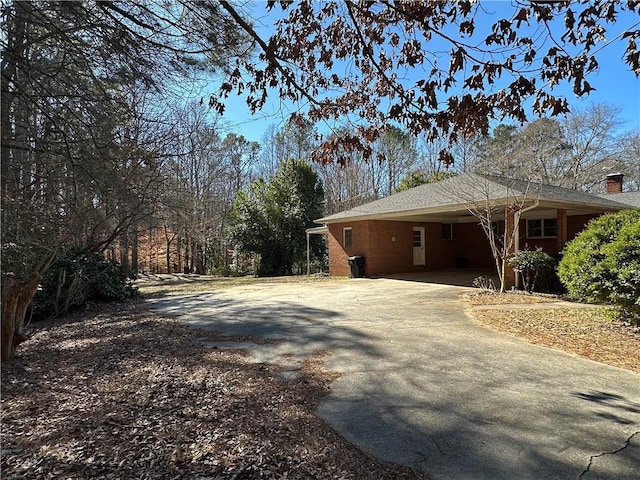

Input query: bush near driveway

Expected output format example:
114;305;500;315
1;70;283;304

558;210;640;323
508;248;556;293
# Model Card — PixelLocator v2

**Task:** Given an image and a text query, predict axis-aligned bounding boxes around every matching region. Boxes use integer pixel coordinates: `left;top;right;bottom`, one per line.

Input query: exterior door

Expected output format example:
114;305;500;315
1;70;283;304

413;227;425;266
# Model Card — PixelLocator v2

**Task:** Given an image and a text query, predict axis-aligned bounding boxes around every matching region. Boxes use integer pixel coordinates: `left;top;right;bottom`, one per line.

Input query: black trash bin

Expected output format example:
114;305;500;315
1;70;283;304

455;256;468;269
348;255;365;278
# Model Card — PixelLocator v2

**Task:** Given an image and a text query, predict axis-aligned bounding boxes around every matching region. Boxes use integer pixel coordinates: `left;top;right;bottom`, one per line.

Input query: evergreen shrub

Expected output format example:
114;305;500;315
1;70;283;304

33;249;137;320
558;210;640;323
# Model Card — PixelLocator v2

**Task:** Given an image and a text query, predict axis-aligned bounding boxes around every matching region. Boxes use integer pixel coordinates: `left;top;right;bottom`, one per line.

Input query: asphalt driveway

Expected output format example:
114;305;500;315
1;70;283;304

146;276;640;480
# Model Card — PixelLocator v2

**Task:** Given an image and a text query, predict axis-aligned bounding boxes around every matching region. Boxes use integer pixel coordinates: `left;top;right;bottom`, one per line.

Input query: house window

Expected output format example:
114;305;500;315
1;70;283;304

527;218;557;238
412;228;422;247
442;223;453;241
343;227;353;248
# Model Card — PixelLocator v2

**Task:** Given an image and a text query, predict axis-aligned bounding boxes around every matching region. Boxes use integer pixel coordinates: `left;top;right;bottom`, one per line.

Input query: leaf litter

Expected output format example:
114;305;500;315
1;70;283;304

1;301;430;480
468;292;639;373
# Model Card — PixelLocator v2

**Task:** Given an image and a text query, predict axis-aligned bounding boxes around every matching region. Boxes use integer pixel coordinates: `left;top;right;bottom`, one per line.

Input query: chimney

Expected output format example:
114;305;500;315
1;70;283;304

606;173;623;194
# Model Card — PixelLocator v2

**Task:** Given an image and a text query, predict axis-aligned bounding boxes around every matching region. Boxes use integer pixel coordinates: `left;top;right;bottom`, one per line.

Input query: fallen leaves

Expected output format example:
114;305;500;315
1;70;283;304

1;301;430;480
468;293;639;373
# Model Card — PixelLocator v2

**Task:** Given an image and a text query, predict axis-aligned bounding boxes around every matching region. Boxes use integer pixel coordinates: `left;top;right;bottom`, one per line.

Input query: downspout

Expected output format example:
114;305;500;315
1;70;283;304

513;199;540;289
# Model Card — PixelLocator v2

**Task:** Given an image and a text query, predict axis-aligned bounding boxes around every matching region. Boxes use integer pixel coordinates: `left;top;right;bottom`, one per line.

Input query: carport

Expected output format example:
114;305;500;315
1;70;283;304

315;173;632;285
305;224;328;275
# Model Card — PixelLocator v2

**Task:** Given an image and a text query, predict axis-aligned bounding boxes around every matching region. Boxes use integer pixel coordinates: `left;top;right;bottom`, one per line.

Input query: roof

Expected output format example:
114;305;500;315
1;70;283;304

305;225;329;235
317;173;634;224
597;191;640;208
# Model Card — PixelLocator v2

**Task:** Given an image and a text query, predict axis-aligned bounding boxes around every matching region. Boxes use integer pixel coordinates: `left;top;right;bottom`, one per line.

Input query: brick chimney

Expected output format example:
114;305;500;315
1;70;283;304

606;173;624;194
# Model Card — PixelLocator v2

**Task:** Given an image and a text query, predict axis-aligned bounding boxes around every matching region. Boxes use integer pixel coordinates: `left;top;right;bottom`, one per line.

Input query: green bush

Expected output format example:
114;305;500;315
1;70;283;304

508;248;556;293
558;210;640;318
33;249;137;320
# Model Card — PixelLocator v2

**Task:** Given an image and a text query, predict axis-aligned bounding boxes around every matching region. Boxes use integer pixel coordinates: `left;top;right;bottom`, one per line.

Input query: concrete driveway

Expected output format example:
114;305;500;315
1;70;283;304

146;276;640;480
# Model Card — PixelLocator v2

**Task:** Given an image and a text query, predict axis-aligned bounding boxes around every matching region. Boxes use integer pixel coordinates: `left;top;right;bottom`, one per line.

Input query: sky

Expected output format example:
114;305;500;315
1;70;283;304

207;1;640;144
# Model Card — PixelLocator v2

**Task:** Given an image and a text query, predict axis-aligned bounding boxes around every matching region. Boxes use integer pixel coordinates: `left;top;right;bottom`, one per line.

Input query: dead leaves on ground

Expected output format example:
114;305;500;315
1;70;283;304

1;301;429;480
468;293;639;373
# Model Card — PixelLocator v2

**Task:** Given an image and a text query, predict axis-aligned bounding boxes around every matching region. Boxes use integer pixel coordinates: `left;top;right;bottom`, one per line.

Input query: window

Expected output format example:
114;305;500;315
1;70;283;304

442;223;453;241
527;218;557;238
343;227;353;248
412;228;422;247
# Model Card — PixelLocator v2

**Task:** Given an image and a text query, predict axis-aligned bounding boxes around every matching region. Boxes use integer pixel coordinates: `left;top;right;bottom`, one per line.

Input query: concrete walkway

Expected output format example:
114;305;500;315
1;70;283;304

146;277;640;480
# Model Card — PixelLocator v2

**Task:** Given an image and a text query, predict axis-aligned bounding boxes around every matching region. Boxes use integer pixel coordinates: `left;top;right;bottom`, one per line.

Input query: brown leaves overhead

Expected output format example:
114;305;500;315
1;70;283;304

217;1;640;163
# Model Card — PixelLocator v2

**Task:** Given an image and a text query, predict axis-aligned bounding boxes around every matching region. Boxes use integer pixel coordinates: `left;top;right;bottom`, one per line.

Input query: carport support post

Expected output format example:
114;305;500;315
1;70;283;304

503;206;517;290
306;230;310;276
557;209;567;252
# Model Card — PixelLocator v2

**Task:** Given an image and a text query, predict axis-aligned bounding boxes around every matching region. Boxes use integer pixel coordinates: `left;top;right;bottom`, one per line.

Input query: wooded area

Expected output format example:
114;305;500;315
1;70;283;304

2;1;639;360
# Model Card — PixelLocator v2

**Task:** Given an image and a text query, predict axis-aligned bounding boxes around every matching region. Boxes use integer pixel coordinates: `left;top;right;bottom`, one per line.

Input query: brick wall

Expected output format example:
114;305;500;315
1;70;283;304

454;223;495;269
518;213;600;255
568;214;600;240
327;220;495;276
326;212;608;278
364;220;412;275
327;223;355;276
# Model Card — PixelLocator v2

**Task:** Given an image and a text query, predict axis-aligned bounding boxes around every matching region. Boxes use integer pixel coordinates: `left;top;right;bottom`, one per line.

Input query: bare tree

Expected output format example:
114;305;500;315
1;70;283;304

472;104;631;191
1;0;253;360
619;130;640;191
446;175;535;292
561;103;627;191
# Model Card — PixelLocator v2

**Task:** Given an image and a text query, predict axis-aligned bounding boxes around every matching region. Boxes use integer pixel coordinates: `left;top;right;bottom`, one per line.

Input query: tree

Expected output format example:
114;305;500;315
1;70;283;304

561;103;629;191
395;170;456;193
1;0;252;360
447;174;534;292
473;104;633;192
619;130;640;190
475;120;570;182
368;126;418;197
217;1;640;163
395;171;429;193
311;125;380;215
229;159;325;276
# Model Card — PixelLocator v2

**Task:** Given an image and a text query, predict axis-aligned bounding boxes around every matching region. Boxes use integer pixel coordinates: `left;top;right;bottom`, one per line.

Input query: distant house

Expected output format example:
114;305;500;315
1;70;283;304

314;173;639;286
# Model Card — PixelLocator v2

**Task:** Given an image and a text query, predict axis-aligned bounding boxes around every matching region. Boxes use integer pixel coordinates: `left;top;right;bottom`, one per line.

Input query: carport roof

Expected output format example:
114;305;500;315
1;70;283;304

316;173;635;223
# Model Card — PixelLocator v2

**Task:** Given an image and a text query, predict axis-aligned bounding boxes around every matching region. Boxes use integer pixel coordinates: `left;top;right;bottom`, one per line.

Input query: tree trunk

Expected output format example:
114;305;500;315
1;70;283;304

1;248;58;361
119;231;130;274
1;273;40;362
131;226;139;275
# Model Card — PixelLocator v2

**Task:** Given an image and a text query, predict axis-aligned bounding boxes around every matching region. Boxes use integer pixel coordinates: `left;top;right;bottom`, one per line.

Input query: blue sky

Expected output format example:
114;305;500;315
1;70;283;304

208;2;640;143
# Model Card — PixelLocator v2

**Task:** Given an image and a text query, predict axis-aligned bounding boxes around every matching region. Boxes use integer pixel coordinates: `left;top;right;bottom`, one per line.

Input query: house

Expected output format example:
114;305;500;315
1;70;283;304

313;173;639;286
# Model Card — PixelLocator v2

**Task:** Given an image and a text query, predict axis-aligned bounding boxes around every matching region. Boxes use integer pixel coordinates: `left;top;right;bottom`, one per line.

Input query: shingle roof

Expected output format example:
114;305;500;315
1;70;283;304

597;191;640;208
317;173;633;223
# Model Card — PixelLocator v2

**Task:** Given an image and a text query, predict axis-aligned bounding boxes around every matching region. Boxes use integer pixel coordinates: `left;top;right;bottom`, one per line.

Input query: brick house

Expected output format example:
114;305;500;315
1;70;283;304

313;173;639;286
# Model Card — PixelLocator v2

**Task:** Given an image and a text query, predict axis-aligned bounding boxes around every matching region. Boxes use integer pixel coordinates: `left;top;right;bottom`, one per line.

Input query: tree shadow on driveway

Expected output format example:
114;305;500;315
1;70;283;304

146;291;385;372
146;284;640;480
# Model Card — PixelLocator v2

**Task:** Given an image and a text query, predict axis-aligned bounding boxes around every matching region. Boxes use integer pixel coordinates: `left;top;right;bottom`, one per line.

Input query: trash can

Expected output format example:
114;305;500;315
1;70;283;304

348;256;365;278
455;256;468;269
